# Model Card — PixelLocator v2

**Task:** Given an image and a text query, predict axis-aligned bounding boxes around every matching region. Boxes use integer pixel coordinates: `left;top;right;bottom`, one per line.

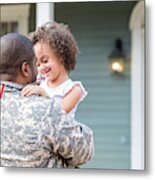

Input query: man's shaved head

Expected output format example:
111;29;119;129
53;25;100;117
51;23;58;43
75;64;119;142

0;33;35;76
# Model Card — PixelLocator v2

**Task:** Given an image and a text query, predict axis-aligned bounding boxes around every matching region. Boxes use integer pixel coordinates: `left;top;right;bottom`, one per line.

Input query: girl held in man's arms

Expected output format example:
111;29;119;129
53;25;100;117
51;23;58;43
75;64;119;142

21;22;87;118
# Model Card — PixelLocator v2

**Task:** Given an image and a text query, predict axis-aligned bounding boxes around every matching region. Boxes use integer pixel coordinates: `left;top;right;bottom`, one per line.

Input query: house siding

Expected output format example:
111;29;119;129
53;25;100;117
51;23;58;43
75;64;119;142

55;1;137;169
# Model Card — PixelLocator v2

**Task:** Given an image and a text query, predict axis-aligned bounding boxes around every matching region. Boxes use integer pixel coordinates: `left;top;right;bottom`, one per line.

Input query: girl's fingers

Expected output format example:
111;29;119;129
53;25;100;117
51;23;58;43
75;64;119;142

21;85;39;96
21;89;30;96
25;91;33;96
21;87;33;96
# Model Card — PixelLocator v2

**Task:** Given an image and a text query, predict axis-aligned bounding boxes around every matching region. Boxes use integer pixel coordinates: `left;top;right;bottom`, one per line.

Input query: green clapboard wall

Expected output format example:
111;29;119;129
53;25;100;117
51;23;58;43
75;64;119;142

55;1;137;169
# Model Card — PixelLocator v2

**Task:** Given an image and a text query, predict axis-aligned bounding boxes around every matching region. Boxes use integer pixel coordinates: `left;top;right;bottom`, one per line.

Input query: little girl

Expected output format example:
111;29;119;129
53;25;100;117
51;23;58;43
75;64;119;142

21;22;87;118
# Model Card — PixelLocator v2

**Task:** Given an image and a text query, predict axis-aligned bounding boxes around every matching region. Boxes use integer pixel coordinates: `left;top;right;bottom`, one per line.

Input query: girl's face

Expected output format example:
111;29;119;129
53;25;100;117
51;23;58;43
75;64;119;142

34;42;66;82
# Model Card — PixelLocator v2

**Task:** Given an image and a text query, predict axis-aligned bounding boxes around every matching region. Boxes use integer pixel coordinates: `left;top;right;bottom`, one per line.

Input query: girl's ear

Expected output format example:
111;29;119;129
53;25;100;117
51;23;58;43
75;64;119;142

20;61;31;77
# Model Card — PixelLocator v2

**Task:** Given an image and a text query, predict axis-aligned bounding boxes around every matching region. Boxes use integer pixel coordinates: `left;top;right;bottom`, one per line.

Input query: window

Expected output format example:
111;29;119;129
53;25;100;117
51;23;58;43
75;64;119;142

0;21;18;36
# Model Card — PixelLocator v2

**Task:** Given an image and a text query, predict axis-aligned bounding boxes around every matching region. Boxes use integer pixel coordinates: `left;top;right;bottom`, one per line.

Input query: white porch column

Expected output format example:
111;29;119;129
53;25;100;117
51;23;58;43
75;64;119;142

129;1;145;170
130;28;144;170
36;3;54;28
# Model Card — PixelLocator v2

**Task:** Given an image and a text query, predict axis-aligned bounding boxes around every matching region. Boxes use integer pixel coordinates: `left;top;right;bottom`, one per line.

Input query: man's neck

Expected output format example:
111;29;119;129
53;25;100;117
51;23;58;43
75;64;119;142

0;74;16;82
1;75;24;91
0;74;27;86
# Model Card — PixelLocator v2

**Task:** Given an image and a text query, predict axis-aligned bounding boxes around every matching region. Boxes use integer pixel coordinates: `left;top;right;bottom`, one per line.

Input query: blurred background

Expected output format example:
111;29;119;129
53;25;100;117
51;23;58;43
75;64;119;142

0;0;145;170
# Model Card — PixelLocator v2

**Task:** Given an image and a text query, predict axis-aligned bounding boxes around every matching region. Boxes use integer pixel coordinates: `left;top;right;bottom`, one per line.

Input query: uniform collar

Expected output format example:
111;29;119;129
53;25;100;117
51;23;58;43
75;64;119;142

0;81;24;92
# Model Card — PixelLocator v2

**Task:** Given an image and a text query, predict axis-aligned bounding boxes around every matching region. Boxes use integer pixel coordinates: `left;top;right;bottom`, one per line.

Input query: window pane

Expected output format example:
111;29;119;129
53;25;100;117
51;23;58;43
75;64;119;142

11;22;18;32
0;22;8;36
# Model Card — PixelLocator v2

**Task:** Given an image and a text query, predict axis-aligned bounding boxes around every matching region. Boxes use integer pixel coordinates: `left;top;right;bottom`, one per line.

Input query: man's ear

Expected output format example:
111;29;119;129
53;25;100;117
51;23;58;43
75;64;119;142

20;61;31;77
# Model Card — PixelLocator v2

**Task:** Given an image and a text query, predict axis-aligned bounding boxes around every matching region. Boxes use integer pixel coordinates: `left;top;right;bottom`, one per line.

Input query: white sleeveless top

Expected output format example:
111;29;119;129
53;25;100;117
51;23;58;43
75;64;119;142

39;78;87;118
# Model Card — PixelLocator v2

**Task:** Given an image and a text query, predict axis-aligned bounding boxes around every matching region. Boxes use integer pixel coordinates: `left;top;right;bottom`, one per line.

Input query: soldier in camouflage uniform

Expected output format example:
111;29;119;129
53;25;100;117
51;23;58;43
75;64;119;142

0;33;94;168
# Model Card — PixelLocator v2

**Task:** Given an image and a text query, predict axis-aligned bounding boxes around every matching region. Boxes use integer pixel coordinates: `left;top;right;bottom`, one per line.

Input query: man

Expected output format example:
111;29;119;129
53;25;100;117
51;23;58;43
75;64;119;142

0;33;94;168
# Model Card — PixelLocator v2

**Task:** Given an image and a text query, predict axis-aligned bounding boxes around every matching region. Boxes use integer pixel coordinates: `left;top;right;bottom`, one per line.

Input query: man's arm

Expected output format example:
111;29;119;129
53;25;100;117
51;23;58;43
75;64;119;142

42;101;94;167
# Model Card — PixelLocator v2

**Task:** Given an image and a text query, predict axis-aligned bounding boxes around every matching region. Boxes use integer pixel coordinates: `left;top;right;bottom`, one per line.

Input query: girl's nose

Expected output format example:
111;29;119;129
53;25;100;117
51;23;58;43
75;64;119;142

38;65;43;72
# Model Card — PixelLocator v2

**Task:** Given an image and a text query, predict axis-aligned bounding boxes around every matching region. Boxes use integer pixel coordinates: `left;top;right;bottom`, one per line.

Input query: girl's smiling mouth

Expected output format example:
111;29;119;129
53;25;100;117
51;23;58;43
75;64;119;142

41;68;51;77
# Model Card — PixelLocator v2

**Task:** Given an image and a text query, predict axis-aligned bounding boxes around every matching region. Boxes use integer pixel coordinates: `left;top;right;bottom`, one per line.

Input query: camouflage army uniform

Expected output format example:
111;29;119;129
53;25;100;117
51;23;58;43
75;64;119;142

0;81;94;168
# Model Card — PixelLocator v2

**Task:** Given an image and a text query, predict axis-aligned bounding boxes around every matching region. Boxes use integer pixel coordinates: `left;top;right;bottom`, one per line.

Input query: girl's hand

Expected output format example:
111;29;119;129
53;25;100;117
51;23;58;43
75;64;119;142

21;85;47;97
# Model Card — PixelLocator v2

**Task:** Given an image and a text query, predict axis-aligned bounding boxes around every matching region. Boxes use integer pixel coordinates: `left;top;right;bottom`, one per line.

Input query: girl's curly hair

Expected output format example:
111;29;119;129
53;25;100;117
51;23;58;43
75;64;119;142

30;22;79;73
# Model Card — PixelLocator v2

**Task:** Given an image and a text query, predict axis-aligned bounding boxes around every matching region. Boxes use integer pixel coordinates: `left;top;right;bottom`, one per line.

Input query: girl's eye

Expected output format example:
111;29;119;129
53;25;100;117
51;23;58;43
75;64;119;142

43;59;48;63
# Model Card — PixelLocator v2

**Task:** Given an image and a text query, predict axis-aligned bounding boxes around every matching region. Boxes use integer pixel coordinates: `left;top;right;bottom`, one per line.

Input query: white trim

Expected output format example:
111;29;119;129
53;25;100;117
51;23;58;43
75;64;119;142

1;4;30;34
129;1;145;170
36;3;54;28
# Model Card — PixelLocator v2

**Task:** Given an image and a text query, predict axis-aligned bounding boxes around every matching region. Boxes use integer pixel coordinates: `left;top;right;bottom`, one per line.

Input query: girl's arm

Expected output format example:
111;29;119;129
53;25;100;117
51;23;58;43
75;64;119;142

61;85;82;113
